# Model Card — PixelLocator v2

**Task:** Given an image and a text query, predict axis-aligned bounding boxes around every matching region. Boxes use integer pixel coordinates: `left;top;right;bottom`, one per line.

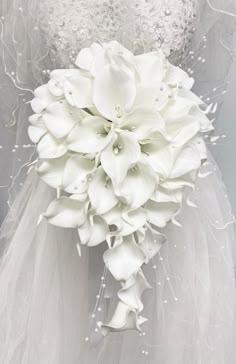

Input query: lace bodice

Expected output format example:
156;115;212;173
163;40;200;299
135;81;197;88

38;0;198;67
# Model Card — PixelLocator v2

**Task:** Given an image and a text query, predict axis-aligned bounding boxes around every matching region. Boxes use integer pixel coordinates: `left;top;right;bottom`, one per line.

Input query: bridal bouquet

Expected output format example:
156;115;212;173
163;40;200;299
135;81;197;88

29;41;213;335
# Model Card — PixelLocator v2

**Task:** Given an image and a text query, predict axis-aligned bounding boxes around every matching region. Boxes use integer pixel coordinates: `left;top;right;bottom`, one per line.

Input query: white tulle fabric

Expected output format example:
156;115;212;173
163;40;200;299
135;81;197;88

0;155;235;364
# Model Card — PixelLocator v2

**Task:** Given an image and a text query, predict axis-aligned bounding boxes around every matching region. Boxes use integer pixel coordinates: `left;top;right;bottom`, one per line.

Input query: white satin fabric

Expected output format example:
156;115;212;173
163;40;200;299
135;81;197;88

0;155;235;364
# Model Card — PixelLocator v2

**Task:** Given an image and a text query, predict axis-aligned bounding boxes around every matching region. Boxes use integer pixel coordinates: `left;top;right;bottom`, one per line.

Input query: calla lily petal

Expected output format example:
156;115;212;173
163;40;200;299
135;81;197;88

45;195;88;228
43;100;83;139
135;50;167;83
31;85;56;114
151;186;183;204
100;301;147;336
103;204;147;236
93;64;136;122
165;116;200;146
101;131;141;185
79;215;108;247
134;82;170;111
28;125;47;144
67;116;112;153
103;236;146;281
64;72;93;108
169;143;202;179
161;171;197;190
164;64;194;89
37;133;67;159
88;167;119;214
146;200;178;228
121;107;164;140
48;69;82;97
75;43;103;72
139;229;165;263
118;270;151;311
62;155;96;194
141;138;173;178
161;97;195;121
37;154;70;189
28;114;48;143
115;162;157;209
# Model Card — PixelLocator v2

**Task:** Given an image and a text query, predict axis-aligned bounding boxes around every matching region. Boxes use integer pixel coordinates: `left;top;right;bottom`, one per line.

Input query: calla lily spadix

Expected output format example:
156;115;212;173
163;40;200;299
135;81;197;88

29;40;213;336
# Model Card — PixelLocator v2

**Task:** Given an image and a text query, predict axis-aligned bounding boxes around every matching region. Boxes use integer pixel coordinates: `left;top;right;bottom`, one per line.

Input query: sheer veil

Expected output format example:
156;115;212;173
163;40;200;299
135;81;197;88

0;1;236;363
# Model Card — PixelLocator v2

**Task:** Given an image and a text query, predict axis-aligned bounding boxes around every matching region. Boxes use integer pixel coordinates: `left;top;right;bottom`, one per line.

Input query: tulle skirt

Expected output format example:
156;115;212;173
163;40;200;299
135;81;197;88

0;157;235;364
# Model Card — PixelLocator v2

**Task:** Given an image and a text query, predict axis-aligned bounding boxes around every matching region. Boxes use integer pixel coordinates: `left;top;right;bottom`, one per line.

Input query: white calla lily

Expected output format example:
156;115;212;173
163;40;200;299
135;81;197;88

139;229;165;263
37;133;67;159
115;161;157;209
165;116;201;146
135;50;167;83
48;69;83;97
37;154;70;189
105;41;135;68
151;186;183;204
43;100;84;138
134;82;170;111
62;155;96;194
78;214;108;247
164;64;194;89
75;42;103;73
161;96;196;121
31;84;56;114
64;71;93;108
101;131;141;185
28;125;47;144
118;270;151;311
88;166;119;214
28;114;47;143
146;200;179;228
45;194;88;228
103;236;146;281
120;107;164;139
169;143;202;179
67;116;112;153
99;301;147;335
76;41;135;78
141;137;173;178
161;170;197;190
93;64;136;122
103;204;147;236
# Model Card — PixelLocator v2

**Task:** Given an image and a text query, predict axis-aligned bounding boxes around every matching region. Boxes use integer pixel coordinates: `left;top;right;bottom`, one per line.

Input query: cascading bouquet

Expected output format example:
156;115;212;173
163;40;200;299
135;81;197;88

28;41;213;335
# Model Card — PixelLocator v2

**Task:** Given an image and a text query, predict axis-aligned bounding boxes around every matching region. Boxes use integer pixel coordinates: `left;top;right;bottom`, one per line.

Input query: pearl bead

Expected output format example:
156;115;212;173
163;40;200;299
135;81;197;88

113;146;119;155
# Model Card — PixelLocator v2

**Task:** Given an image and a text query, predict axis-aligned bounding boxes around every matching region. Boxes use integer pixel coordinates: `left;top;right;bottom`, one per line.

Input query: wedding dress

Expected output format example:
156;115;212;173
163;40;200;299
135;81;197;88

0;1;236;363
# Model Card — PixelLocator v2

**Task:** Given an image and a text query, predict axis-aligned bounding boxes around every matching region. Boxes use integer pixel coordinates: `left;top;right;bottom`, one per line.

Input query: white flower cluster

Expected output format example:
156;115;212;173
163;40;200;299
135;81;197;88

29;41;213;335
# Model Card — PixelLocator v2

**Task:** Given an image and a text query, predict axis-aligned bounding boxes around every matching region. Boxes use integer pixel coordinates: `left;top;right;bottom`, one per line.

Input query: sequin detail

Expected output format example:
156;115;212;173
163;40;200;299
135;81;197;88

38;0;197;66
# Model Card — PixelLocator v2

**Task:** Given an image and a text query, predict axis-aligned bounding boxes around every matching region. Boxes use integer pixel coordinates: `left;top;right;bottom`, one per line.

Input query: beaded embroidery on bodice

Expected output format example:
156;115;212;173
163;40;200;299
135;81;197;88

38;0;198;67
